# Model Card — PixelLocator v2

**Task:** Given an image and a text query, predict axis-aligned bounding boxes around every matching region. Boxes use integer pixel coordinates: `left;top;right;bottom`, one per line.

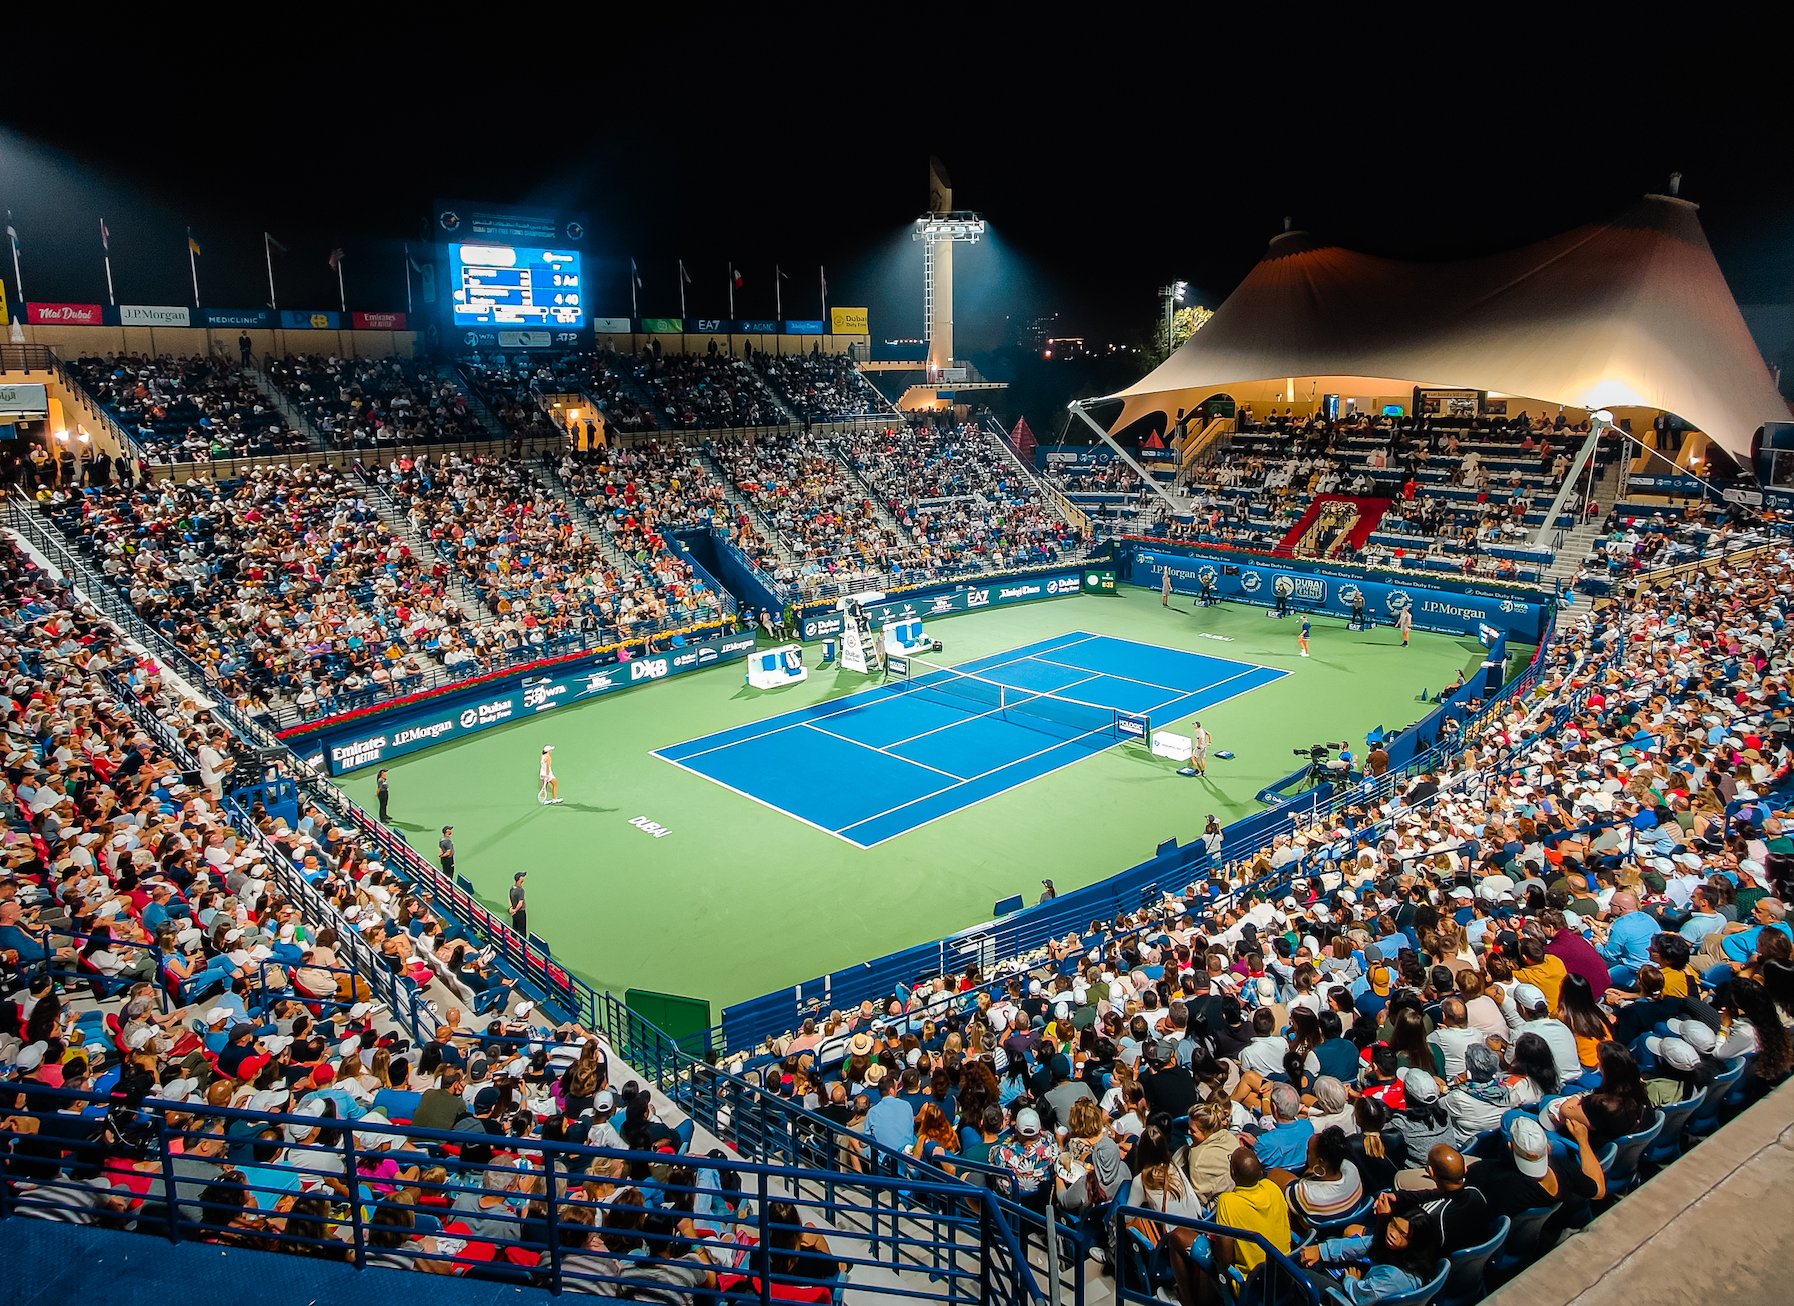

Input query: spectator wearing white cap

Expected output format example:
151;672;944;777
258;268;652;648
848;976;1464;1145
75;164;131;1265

1499;982;1583;1083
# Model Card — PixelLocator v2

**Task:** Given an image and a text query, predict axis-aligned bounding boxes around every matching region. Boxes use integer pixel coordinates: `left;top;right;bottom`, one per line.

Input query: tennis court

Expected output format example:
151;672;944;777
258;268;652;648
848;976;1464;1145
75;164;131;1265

654;632;1287;846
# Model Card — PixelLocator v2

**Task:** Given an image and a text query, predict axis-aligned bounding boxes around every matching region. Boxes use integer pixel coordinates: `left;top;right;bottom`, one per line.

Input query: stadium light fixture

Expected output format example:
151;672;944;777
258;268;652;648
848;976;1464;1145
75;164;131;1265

913;212;986;244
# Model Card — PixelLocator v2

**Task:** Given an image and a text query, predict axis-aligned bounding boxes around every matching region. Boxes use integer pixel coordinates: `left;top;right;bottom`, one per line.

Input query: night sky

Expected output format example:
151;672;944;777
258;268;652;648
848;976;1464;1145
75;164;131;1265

3;18;1788;362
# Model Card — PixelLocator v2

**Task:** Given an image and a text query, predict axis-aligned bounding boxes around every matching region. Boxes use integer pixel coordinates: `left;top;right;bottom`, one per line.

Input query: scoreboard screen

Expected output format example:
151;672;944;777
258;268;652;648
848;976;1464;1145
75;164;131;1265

448;243;586;328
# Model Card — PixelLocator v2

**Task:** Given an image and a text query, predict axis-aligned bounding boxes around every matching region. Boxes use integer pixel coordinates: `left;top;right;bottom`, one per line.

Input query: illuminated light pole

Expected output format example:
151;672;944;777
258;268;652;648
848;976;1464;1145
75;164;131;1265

1160;280;1187;359
914;157;985;378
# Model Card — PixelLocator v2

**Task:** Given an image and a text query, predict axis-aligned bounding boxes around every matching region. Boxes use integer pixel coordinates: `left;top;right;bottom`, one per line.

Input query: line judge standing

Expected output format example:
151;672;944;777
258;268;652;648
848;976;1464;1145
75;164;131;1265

1397;605;1413;648
439;825;455;877
510;871;529;936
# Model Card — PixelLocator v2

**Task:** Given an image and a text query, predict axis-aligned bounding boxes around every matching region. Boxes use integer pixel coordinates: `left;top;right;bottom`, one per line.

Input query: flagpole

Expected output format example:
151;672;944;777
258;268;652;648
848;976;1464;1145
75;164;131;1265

5;211;22;306
336;257;346;314
403;243;413;317
727;263;735;319
678;260;687;320
775;265;782;322
820;265;828;319
101;221;115;307
265;232;279;310
630;258;638;321
187;228;200;308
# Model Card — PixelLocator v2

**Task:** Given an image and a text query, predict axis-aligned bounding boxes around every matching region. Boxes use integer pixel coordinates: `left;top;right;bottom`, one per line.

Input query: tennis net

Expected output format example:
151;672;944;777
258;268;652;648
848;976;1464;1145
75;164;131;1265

897;654;1149;748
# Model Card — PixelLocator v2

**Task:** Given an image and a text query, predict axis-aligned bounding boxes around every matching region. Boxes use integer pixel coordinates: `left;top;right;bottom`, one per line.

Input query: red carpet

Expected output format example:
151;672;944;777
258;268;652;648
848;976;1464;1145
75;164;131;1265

1276;494;1394;556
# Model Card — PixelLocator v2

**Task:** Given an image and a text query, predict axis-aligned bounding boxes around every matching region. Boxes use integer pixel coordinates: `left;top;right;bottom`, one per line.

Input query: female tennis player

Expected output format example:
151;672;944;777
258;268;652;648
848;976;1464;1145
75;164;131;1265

538;745;562;804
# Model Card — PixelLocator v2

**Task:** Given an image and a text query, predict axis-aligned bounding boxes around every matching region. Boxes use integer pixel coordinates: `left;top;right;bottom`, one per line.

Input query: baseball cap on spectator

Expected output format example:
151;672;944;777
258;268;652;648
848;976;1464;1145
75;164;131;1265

1400;1068;1440;1103
1666;1019;1719;1056
14;1042;48;1071
1368;965;1392;996
1646;1036;1701;1071
905;1048;922;1068
311;1063;337;1086
262;1035;293;1055
590;1091;616;1116
1015;1107;1043;1137
126;1027;157;1050
1509;1116;1552;1179
474;1085;502;1112
249;1087;291;1113
1513;983;1549;1014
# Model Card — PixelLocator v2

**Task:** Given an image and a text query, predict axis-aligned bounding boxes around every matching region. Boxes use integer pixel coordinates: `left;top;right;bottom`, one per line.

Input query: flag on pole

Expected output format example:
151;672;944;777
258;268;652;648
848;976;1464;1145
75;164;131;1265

100;220;115;307
732;265;745;290
187;233;203;257
186;228;202;307
679;259;692;285
678;258;690;319
265;232;289;255
327;248;344;270
264;232;286;310
631;258;643;290
820;265;828;317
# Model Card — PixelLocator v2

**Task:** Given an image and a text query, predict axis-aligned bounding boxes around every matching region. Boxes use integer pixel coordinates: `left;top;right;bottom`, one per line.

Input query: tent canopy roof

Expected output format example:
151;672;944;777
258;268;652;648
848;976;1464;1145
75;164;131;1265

1106;196;1787;459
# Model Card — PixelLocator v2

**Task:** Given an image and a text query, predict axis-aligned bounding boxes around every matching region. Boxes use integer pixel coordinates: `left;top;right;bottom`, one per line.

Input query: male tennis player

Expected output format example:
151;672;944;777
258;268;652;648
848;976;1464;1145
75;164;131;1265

538;745;562;805
1190;720;1211;776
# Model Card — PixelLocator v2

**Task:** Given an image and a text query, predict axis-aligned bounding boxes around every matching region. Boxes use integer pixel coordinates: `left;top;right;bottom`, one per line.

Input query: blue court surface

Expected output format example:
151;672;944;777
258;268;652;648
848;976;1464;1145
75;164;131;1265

653;632;1287;847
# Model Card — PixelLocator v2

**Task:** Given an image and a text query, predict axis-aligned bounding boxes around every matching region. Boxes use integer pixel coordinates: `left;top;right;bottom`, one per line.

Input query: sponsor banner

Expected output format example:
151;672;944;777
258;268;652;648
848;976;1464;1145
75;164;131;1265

280;309;341;330
738;318;779;334
590;316;632;333
1081;569;1117;594
0;383;50;418
1036;443;1117;474
496;329;553;349
320;631;757;773
119;303;192;327
799;570;1083;641
1626;474;1707;496
829;306;869;335
686;318;730;334
1131;551;1548;643
352;310;408;330
27;302;105;326
784;319;826;335
1117;712;1150;741
641;317;683;333
203;307;274;328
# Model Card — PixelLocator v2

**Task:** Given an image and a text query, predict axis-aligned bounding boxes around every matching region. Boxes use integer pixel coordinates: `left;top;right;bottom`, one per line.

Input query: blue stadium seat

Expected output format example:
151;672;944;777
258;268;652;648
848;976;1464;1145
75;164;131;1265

1437;1216;1509;1306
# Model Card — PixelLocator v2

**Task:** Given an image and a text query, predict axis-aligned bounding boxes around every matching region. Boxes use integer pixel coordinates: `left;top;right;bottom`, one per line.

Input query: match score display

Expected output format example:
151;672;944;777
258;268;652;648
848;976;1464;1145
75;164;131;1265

449;244;586;328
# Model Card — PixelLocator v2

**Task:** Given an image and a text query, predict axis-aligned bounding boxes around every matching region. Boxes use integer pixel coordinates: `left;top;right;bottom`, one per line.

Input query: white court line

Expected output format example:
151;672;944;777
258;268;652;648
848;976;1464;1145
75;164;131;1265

849;664;1294;847
801;722;967;781
663;632;1100;765
1033;655;1190;697
1073;632;1281;676
838;721;1115;839
884;670;1106;750
940;631;1101;681
651;752;870;847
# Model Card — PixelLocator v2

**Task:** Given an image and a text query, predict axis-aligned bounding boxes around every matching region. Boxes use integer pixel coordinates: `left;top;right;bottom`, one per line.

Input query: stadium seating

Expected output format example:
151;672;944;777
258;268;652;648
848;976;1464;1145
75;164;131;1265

68;353;304;463
263;354;487;447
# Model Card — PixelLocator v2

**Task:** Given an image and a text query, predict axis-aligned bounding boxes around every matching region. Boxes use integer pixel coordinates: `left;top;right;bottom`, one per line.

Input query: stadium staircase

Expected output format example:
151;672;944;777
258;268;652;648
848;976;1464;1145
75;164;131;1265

436;361;509;440
694;445;805;575
530;456;665;584
981;416;1091;535
1276;493;1394;556
242;361;327;448
351;465;492;621
742;356;803;425
1174;414;1235;484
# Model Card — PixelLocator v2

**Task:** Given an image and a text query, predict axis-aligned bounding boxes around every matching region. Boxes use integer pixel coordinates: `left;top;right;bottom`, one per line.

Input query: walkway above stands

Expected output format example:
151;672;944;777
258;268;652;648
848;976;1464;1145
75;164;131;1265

1486;1078;1794;1306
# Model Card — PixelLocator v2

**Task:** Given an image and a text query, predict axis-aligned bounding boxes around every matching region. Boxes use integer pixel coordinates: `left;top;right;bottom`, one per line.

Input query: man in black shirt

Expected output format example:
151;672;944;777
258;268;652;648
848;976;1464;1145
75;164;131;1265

1466;1115;1604;1224
439;825;456;876
1376;1145;1492;1253
375;768;391;822
509;871;528;936
1139;1041;1198;1122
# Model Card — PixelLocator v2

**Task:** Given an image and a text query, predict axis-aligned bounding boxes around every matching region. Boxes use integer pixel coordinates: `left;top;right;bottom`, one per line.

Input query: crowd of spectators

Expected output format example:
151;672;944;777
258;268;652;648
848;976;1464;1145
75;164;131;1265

457;359;561;444
70;354;303;463
733;545;1794;1301
556;443;783;580
835;423;1077;575
709;433;907;593
0;541;771;1294
265;356;486;448
757;354;889;421
380;453;724;649
37;466;468;719
629;352;784;431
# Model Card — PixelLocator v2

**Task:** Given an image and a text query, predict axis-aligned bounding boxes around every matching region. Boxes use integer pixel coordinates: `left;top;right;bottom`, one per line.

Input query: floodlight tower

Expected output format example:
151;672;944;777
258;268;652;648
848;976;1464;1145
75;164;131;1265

914;156;985;378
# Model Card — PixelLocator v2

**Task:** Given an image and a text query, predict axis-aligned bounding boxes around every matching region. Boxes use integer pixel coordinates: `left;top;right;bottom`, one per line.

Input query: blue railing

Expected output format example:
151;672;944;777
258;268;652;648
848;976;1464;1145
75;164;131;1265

0;1082;1048;1304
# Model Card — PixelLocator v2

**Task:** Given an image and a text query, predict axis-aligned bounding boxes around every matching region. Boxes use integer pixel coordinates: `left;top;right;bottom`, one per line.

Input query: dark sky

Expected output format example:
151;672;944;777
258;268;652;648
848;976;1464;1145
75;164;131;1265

3;17;1788;354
